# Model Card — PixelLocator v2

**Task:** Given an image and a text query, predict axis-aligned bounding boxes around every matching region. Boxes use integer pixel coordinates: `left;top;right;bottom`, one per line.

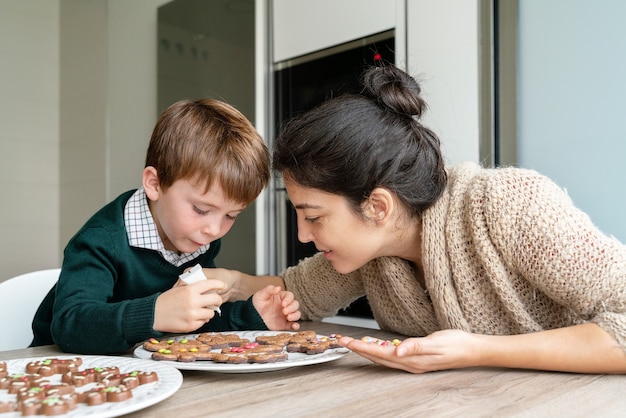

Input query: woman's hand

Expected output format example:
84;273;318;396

339;330;478;373
340;324;626;374
252;285;301;331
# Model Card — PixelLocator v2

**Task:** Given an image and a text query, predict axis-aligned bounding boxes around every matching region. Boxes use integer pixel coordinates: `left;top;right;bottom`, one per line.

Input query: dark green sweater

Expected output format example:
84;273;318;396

31;190;266;354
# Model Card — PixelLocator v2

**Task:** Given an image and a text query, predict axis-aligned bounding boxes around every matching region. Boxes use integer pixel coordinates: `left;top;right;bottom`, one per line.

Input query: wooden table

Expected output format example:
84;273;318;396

2;321;626;417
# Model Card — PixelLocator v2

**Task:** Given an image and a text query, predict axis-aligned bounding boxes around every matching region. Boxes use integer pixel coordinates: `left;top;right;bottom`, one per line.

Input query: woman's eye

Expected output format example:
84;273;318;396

305;216;319;223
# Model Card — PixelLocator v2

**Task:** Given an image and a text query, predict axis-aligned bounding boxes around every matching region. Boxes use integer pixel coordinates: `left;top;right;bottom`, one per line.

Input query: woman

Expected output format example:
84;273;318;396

213;63;626;374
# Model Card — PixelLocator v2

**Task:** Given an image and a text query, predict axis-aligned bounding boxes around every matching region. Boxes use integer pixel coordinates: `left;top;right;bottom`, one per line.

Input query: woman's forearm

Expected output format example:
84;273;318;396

203;267;285;302
475;323;626;374
232;273;285;300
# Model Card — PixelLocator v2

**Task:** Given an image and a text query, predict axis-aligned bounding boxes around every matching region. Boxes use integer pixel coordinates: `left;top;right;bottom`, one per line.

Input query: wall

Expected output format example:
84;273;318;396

272;0;396;62
59;0;107;264
1;0;268;282
106;0;171;198
271;0;481;167
0;0;483;282
0;0;170;282
517;0;626;242
59;0;171;267
0;1;60;280
157;0;258;273
406;0;481;166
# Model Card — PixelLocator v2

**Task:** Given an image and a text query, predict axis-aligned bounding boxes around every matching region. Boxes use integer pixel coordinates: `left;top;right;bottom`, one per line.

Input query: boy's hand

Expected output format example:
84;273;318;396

174;267;240;302
252;285;301;331
154;279;226;333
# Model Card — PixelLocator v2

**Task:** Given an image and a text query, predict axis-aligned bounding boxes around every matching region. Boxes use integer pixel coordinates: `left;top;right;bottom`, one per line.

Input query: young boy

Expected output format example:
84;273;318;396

31;98;301;354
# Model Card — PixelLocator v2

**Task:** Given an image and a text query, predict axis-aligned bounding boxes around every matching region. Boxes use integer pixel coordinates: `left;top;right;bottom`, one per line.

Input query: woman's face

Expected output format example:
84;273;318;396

284;178;382;274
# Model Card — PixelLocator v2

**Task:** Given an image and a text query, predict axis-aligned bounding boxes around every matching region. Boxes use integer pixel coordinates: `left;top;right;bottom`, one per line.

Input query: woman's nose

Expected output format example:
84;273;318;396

297;221;313;243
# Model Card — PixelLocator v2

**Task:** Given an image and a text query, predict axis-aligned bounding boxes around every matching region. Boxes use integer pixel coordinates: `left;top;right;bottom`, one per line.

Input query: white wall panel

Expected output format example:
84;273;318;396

406;0;481;166
0;0;60;281
272;0;395;62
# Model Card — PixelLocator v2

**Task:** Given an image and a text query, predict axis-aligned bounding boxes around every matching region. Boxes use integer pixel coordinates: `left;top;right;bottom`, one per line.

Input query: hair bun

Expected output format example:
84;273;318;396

361;65;426;119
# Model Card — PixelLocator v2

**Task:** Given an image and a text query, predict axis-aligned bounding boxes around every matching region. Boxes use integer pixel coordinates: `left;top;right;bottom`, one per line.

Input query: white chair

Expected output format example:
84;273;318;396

0;268;61;351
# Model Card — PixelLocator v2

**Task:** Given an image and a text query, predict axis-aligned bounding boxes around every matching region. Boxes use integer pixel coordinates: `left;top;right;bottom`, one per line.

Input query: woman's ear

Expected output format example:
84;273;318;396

142;166;161;201
364;187;394;224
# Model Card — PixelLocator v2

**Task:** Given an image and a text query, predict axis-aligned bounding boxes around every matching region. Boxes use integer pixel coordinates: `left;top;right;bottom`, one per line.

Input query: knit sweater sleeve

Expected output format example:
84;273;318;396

280;253;366;320
483;168;626;350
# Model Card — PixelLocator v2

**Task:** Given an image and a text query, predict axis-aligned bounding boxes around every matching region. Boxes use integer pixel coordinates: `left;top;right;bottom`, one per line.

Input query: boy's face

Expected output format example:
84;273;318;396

144;168;246;254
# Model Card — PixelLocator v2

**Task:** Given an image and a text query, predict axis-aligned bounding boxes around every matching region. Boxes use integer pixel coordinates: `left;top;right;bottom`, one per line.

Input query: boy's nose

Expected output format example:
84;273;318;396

202;220;221;237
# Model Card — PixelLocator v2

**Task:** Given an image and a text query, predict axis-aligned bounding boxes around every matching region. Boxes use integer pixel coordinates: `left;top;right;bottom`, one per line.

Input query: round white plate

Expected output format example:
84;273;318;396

0;355;182;417
133;331;350;373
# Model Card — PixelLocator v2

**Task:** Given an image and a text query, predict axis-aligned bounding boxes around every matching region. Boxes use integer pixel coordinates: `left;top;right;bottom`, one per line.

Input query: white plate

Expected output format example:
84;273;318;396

0;355;182;417
133;331;350;373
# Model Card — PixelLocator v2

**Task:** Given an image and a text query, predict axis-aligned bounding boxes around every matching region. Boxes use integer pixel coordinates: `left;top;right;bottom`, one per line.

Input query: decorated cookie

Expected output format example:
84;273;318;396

0;362;7;379
25;358;83;376
77;384;133;405
255;330;317;346
0;358;160;416
0;373;50;394
19;393;78;416
207;351;289;364
142;330;344;363
195;333;251;348
221;342;284;355
61;366;121;387
142;337;206;352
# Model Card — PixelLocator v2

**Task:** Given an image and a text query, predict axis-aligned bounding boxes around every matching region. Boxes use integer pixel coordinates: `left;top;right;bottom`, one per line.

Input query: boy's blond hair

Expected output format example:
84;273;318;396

146;98;270;204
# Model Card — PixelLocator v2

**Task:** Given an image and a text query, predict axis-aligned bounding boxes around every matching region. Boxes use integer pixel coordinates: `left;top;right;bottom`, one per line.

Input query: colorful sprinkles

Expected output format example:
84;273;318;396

360;336;402;346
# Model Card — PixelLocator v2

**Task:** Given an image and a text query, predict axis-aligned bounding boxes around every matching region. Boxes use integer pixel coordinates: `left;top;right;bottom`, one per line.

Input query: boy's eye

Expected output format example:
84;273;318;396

226;214;238;221
194;206;208;215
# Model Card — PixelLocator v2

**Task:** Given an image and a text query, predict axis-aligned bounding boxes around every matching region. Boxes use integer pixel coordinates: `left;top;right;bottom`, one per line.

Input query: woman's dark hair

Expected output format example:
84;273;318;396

272;64;447;218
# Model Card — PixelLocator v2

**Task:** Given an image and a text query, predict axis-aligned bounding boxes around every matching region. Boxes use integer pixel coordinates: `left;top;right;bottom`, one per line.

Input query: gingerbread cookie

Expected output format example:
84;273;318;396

142;337;206;352
207;351;289;364
0;362;7;379
195;332;251;348
142;337;215;362
0;358;160;416
25;358;83;377
221;342;284;355
19;393;79;416
61;366;120;387
77;384;133;405
197;341;287;364
0;373;50;394
142;330;344;363
255;330;318;346
257;331;342;355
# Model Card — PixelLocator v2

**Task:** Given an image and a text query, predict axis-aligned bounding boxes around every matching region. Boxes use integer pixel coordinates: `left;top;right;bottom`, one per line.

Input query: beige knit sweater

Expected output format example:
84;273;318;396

281;162;626;351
